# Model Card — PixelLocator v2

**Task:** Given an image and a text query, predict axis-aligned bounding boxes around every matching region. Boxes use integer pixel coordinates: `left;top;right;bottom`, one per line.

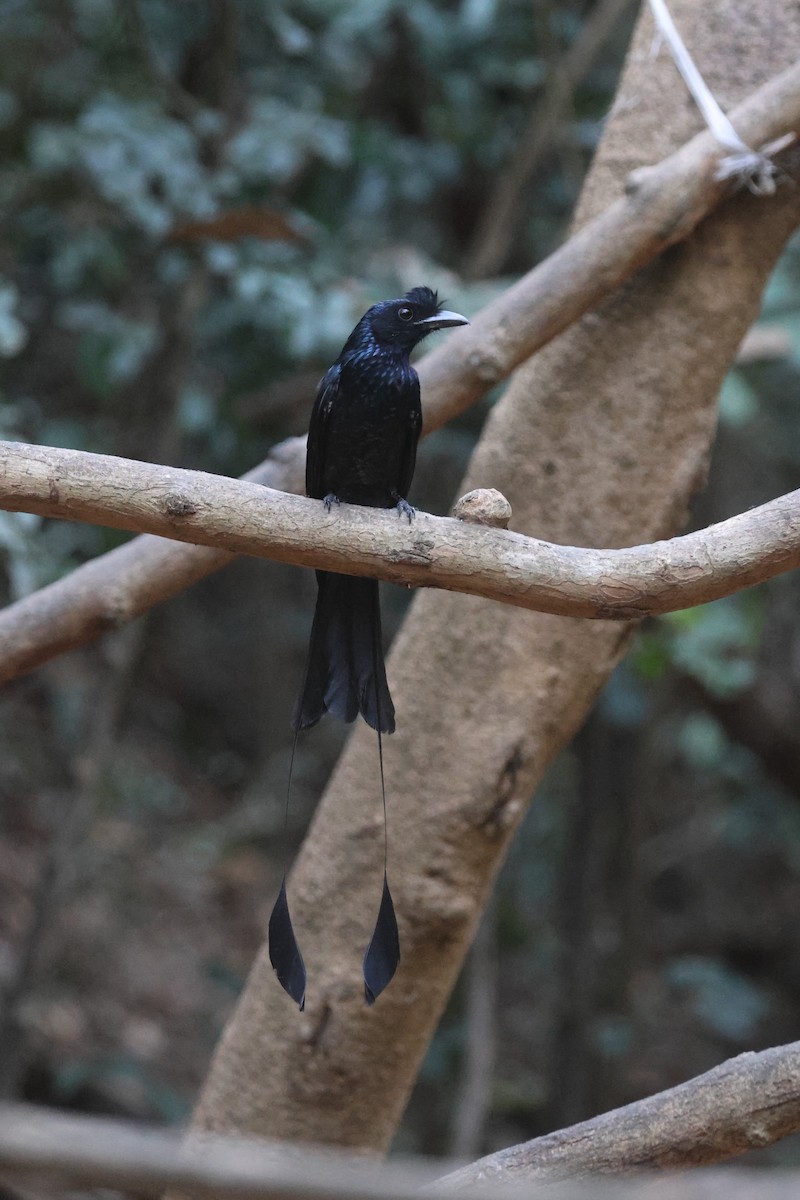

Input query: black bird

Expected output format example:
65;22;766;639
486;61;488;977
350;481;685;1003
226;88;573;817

269;286;469;1011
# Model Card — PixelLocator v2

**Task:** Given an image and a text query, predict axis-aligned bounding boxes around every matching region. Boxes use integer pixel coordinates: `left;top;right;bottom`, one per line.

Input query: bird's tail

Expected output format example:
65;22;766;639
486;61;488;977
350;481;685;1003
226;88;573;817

291;571;395;734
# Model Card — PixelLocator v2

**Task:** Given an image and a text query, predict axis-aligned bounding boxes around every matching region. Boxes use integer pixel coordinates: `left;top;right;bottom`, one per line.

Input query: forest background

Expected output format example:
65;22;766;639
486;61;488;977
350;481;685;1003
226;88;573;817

2;0;800;1169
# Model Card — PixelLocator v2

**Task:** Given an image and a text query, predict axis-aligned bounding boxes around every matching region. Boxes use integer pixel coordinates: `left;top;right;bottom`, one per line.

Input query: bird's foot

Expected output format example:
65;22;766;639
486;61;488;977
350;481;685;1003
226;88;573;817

395;497;415;523
323;493;341;512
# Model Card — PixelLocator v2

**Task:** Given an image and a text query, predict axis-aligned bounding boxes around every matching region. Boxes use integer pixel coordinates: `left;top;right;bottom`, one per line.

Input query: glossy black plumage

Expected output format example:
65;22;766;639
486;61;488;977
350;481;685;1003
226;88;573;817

292;570;394;733
270;286;469;1009
294;286;446;734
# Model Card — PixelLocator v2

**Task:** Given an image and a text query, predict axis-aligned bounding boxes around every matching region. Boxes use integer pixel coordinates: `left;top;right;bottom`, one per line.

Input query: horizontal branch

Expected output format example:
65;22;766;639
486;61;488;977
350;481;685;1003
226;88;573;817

0;59;798;683
2;1045;800;1198
0;441;798;663
0;1105;443;1200
436;1041;800;1187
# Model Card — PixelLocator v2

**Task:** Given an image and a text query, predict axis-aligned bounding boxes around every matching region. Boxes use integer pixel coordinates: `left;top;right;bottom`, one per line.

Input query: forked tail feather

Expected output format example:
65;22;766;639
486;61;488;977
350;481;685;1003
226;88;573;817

291;571;395;734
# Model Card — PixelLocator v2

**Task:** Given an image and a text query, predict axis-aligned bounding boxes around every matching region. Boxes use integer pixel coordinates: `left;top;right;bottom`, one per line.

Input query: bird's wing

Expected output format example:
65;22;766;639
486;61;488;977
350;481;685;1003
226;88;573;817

396;378;423;500
305;363;341;500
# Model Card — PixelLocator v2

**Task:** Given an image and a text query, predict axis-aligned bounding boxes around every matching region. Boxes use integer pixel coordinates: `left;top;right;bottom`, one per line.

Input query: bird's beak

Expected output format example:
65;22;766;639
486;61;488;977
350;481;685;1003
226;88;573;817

415;309;470;331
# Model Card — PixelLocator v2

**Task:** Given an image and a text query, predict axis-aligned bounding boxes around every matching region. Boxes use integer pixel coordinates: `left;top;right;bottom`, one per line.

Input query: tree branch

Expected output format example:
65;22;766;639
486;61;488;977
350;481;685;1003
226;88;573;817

0;439;799;685
2;1045;800;1196
0;1104;441;1200
0;57;799;683
0;438;305;684
436;1041;800;1187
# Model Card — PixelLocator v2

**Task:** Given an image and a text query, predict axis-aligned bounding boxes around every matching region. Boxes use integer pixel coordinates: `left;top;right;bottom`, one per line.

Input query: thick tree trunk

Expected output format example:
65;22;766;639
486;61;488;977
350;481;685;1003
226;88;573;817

190;0;800;1153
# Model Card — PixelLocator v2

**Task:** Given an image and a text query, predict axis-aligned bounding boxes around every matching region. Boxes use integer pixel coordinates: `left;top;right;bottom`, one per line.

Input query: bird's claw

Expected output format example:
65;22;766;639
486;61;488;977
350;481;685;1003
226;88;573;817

323;493;340;512
395;497;415;523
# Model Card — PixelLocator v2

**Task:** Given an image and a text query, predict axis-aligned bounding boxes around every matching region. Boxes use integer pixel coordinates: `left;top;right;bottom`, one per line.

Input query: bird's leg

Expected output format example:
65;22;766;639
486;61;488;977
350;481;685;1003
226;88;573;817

394;496;415;523
323;493;341;511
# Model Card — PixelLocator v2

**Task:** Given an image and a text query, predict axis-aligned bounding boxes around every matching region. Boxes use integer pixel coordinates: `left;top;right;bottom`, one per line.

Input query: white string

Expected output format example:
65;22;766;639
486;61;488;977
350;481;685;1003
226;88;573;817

648;0;795;196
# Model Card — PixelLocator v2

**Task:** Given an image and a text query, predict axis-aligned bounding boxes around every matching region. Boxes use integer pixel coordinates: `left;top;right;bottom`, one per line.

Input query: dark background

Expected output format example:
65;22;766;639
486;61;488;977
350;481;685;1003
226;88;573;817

2;0;800;1164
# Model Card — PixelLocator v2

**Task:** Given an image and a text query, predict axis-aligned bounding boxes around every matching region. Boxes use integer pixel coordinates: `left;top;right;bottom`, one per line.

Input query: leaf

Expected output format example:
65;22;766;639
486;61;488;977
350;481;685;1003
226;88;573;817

268;879;306;1011
363;872;400;1006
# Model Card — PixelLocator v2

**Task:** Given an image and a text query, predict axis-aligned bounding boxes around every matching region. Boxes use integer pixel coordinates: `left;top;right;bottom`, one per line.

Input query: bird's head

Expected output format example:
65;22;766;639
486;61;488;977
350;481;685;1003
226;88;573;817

366;286;469;352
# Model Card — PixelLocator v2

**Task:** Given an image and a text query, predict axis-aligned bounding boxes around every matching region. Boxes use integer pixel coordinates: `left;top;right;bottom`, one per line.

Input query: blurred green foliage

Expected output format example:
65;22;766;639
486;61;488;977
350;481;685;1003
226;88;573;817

1;0;629;596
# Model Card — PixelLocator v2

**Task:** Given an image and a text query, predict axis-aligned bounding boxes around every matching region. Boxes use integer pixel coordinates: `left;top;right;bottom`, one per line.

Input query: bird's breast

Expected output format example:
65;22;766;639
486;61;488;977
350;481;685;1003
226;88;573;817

319;353;420;506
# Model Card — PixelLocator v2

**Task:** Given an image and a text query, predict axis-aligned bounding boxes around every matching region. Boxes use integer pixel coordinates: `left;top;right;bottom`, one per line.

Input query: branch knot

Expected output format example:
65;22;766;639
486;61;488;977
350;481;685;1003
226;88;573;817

163;493;199;518
452;489;512;529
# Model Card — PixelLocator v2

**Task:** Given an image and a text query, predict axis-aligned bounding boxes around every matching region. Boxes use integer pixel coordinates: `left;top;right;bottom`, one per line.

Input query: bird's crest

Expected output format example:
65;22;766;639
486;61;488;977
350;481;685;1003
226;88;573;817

403;285;440;314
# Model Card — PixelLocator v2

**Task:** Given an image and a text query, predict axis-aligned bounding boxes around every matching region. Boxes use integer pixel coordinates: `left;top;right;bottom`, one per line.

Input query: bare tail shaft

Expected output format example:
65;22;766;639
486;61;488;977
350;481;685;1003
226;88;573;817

292;571;395;734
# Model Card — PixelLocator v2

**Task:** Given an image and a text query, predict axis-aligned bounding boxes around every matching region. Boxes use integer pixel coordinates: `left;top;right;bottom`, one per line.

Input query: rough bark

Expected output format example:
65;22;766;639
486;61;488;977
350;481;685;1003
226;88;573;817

188;0;800;1154
436;1042;800;1187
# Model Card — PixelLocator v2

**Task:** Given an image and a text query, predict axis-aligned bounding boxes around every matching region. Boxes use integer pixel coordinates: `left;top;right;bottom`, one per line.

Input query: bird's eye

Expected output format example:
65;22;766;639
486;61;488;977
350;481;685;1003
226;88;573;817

397;306;414;322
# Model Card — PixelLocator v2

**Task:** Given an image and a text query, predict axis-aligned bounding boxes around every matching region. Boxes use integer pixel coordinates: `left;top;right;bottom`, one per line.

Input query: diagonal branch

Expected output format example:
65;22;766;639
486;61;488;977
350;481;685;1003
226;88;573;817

0;58;798;685
0;438;799;687
412;54;800;430
648;0;796;193
435;1040;800;1188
